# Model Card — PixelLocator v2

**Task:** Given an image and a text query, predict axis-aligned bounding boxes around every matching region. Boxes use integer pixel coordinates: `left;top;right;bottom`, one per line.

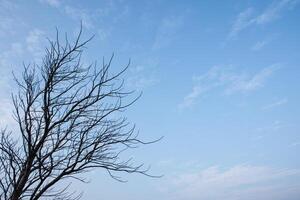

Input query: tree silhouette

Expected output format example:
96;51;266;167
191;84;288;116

0;27;159;200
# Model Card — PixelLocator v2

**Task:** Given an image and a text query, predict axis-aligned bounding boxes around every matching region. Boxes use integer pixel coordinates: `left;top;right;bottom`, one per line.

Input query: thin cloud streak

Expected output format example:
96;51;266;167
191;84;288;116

262;98;288;110
229;0;298;38
179;64;280;109
251;35;277;51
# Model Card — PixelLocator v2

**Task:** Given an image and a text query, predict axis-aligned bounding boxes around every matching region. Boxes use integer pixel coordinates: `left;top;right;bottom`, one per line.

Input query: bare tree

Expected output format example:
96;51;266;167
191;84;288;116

0;28;159;200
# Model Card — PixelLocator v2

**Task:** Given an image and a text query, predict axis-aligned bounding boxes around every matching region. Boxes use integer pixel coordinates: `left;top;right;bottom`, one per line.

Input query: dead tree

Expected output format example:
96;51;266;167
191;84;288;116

0;28;158;200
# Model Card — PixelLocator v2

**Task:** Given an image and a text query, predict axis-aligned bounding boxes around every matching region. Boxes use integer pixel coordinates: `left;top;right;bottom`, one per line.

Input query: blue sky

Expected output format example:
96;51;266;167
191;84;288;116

0;0;300;199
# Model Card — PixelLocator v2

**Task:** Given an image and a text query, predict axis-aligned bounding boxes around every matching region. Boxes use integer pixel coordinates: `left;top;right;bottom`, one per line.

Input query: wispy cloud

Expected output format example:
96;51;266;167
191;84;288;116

0;99;15;129
290;141;300;147
255;0;298;24
229;7;254;38
262;98;288;110
39;1;130;42
0;43;24;90
252;120;287;140
229;0;298;38
39;0;94;29
252;33;279;51
178;84;212;109
64;6;95;29
178;64;280;109
252;40;269;51
161;165;300;200
62;3;120;38
251;36;277;51
152;15;184;50
26;29;45;62
0;42;23;66
0;17;14;37
254;120;286;138
127;62;159;90
225;64;280;94
0;28;45;68
39;0;61;7
0;0;19;37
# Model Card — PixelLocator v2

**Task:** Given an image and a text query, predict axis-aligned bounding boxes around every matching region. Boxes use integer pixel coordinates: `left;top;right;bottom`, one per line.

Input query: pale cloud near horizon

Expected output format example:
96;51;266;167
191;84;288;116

178;64;280;109
229;0;298;38
160;165;300;200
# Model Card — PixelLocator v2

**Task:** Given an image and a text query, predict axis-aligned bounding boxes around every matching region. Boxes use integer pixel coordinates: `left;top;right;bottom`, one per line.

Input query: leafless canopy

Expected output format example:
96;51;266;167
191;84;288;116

0;28;158;200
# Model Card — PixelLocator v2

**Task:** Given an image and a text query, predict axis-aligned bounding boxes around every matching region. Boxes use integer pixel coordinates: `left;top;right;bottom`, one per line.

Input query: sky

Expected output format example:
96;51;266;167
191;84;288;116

0;0;300;199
